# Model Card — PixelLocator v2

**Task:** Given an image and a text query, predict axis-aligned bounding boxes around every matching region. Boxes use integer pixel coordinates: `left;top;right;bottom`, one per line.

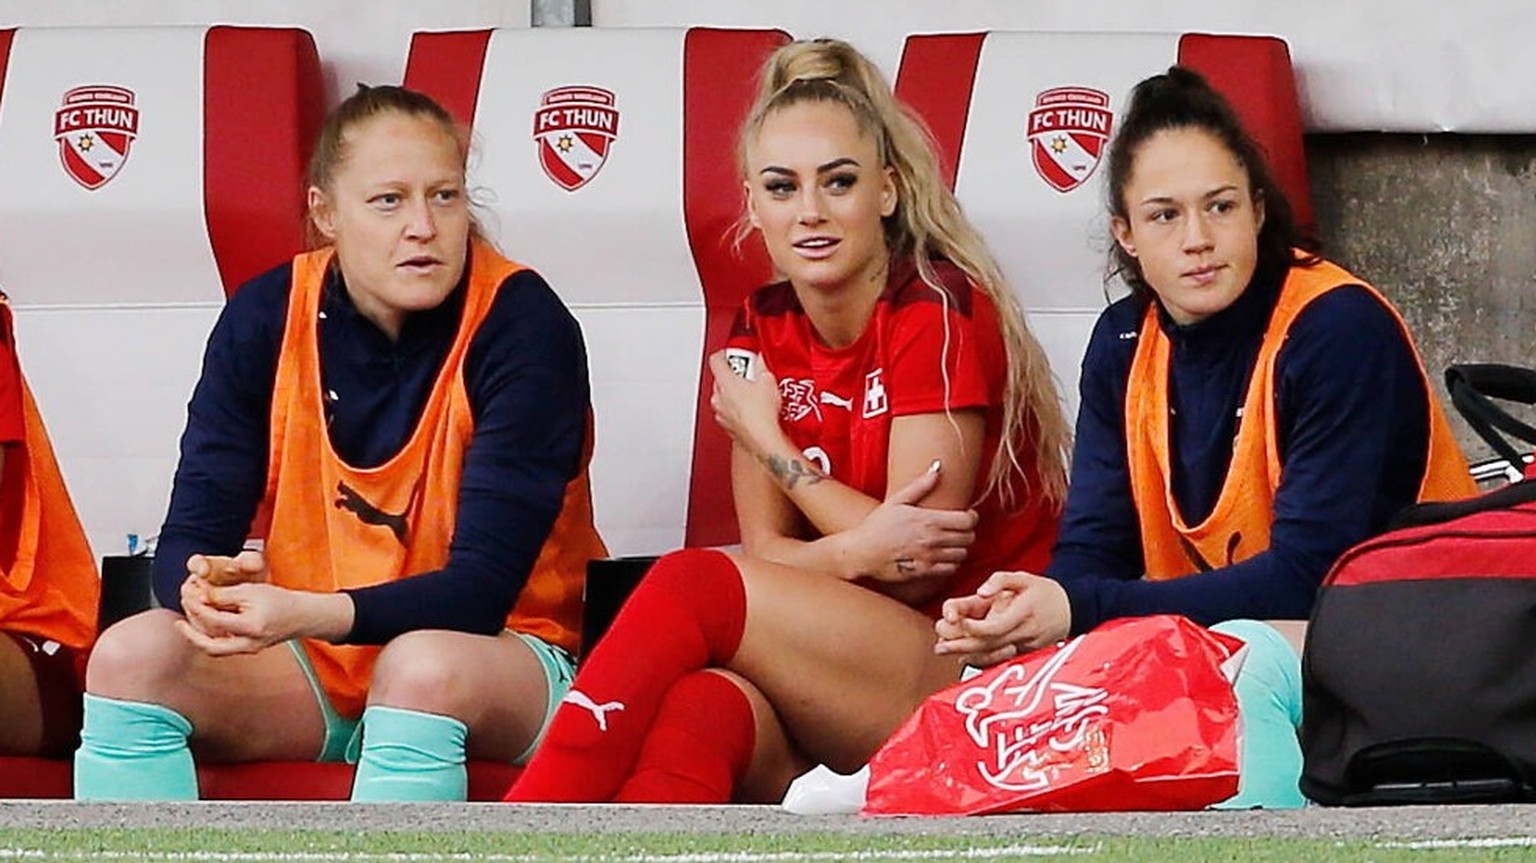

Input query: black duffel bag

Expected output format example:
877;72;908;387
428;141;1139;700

1300;363;1536;805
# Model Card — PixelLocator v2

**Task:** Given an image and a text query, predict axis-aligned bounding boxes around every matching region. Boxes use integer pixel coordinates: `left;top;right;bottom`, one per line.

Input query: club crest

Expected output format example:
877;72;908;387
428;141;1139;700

54;85;139;190
1025;86;1112;194
532;85;620;192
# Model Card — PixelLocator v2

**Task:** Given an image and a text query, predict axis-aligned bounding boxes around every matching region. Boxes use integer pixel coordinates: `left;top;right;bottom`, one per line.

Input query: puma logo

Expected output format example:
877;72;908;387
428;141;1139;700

563;689;625;732
334;480;409;544
1178;531;1243;573
819;391;854;410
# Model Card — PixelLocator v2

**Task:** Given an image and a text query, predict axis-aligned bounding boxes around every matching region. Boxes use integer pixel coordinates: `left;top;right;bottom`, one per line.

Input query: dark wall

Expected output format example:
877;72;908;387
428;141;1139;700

1307;133;1536;463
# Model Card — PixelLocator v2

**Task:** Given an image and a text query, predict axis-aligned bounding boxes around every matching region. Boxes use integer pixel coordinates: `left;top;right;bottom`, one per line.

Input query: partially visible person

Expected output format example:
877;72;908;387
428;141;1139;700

0;288;99;758
505;37;1070;805
72;85;604;801
935;67;1474;808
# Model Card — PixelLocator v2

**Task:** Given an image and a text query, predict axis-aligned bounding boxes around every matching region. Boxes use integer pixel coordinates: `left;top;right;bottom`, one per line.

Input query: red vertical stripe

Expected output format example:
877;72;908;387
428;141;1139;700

203;26;324;297
682;27;790;549
0;30;14;122
893;33;985;192
1178;34;1313;231
0;28;12;270
404;30;493;130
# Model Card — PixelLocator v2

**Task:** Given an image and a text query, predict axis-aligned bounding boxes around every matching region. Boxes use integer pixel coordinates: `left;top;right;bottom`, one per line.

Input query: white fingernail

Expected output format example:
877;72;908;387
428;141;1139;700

927;459;941;474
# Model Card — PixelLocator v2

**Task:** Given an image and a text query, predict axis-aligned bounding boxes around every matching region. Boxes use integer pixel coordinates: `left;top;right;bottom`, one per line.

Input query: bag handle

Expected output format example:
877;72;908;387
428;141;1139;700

1444;364;1536;469
1389;474;1536;529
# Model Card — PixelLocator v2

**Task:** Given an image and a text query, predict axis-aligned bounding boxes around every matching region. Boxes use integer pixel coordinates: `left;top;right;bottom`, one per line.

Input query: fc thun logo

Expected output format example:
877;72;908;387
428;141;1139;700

55;85;139;191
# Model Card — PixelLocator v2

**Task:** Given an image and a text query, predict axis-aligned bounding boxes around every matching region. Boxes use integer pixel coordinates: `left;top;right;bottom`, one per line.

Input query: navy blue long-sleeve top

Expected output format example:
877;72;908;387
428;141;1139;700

153;257;592;645
1046;257;1430;634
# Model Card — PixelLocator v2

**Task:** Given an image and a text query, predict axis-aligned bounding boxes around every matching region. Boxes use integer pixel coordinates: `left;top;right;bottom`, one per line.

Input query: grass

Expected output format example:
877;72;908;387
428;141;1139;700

0;830;1533;863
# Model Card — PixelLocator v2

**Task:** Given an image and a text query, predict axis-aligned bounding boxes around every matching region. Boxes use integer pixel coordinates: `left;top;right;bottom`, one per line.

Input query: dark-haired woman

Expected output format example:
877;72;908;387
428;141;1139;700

73;85;604;801
936;67;1473;808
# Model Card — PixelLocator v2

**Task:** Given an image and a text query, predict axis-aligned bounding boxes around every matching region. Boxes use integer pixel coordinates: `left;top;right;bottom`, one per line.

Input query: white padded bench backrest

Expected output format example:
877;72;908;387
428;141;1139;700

405;27;788;555
0;26;322;557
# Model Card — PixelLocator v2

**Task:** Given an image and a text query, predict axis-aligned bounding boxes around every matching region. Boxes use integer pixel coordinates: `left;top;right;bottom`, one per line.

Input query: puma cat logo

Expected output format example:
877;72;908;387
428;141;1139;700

1178;531;1243;573
563;689;625;732
334;480;409;544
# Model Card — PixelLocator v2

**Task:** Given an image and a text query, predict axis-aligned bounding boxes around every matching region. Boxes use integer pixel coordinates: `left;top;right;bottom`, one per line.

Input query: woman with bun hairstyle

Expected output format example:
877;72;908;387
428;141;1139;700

505;38;1070;804
935;67;1474;807
73;84;604;802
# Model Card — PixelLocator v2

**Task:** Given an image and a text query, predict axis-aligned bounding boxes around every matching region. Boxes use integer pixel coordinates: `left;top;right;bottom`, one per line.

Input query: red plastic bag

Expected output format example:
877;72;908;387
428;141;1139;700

864;615;1245;815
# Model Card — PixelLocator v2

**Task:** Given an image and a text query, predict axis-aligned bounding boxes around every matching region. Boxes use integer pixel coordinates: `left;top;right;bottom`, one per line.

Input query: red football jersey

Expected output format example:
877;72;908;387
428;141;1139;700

725;259;1058;616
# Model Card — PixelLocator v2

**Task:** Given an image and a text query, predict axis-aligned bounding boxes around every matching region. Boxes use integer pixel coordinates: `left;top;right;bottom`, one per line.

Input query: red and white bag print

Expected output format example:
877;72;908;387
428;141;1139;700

864;615;1246;815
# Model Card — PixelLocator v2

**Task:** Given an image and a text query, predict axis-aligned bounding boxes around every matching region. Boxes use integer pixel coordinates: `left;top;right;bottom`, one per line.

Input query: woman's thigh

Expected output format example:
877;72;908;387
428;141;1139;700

0;631;45;755
85;609;325;762
367;629;559;762
727;556;965;772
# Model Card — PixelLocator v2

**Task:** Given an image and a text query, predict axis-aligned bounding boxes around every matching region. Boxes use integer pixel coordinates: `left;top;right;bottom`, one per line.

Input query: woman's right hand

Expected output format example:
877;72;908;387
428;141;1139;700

177;550;271;639
845;466;978;583
708;350;786;460
178;549;272;643
186;549;270;587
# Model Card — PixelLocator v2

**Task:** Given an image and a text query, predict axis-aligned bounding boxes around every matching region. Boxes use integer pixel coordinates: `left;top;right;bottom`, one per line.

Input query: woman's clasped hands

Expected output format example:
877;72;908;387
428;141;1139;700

934;570;1071;666
175;549;349;656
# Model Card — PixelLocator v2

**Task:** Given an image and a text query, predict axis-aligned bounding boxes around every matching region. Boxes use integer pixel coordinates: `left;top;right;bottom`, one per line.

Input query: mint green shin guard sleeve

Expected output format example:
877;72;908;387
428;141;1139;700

73;693;198;801
350;705;470;802
1208;619;1307;809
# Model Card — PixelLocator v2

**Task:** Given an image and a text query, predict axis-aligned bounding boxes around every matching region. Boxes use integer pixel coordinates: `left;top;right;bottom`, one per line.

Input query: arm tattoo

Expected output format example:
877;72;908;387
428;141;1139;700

763;453;826;490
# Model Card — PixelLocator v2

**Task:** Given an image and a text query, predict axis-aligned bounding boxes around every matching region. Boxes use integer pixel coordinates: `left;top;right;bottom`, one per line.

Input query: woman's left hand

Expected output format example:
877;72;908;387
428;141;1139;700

845;467;978;583
933;571;1071;666
708;350;784;458
176;579;305;656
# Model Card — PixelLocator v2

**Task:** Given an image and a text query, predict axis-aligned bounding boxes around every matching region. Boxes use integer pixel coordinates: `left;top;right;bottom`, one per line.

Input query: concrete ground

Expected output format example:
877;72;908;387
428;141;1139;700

0;802;1532;842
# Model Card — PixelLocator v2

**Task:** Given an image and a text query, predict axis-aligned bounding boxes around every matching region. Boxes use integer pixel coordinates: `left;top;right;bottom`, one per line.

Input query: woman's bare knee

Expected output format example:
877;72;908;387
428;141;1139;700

84;609;196;699
369;630;551;760
368;630;480;716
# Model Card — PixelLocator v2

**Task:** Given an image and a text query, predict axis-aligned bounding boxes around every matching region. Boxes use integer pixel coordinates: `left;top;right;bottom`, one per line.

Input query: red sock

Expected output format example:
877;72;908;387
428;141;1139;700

615;670;756;803
505;549;746;802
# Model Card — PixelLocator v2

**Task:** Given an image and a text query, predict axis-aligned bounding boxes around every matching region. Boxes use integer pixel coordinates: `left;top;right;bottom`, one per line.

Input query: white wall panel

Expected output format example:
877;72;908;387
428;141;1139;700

593;0;1536;133
0;0;529;102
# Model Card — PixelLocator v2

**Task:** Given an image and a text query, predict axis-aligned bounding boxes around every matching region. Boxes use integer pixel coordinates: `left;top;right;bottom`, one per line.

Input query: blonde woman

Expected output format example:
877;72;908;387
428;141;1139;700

506;38;1069;804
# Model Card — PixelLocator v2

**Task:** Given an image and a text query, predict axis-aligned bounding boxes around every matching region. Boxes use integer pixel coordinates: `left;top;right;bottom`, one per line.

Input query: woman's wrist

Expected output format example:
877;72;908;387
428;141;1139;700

743;423;791;464
296;590;356;643
827;531;865;582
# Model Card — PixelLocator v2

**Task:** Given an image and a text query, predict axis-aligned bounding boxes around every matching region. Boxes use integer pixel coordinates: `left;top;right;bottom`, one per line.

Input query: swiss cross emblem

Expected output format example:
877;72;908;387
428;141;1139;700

1025;86;1112;194
955;637;1110;791
54;85;139;190
779;378;822;423
532;85;620;192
